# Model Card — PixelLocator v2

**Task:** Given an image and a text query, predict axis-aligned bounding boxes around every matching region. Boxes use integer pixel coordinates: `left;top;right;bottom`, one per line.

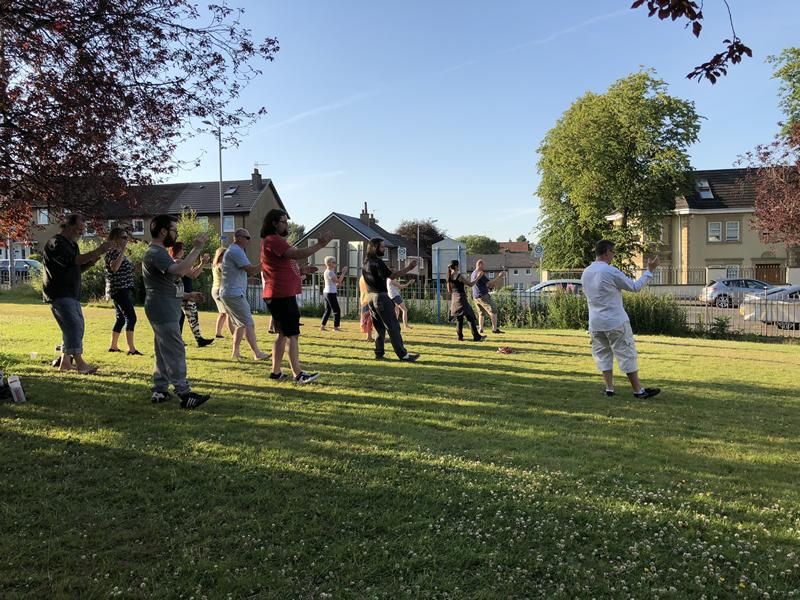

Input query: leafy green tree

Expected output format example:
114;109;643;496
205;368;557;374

177;210;222;257
287;222;306;245
536;70;700;269
456;235;500;255
515;235;528;244
767;48;800;137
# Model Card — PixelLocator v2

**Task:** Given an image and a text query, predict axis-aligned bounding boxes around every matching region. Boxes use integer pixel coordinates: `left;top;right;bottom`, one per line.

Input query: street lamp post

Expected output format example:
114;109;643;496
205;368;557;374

202;121;224;243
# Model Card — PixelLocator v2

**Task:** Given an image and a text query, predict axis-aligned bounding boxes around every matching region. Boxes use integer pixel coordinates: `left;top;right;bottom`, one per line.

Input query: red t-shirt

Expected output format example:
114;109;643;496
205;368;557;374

261;234;301;298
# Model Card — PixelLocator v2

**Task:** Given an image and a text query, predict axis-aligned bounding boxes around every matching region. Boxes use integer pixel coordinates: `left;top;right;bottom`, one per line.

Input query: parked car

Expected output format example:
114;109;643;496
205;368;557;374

698;278;774;308
0;259;42;283
517;279;583;306
740;285;800;329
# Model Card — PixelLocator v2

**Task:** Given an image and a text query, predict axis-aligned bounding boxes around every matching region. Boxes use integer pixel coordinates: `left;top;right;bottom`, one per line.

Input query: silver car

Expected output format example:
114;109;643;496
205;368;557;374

699;278;774;308
517;279;583;306
740;285;800;329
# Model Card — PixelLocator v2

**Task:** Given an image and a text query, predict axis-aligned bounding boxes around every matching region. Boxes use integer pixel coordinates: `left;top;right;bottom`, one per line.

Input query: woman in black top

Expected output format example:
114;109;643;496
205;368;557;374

447;259;485;342
104;227;141;355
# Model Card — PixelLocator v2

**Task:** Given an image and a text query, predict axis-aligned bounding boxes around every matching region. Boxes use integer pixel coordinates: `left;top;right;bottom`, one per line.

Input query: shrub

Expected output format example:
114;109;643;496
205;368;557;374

623;292;688;336
546;292;589;330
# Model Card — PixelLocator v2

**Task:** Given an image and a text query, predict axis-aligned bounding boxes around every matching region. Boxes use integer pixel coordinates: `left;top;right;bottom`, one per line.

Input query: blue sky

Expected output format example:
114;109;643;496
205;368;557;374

168;0;800;243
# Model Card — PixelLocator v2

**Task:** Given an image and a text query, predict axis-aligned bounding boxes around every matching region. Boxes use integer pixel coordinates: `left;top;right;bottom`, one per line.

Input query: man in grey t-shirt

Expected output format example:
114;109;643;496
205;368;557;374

219;228;270;361
142;215;211;409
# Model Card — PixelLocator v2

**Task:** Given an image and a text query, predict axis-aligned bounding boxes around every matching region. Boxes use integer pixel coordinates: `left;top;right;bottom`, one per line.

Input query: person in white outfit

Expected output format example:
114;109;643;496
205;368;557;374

580;239;661;399
387;276;414;330
320;256;346;331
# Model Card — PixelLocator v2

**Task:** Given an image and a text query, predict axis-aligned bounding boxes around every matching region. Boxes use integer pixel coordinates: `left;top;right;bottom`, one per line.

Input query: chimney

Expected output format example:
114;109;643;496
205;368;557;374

359;202;370;225
369;212;376;227
252;167;263;190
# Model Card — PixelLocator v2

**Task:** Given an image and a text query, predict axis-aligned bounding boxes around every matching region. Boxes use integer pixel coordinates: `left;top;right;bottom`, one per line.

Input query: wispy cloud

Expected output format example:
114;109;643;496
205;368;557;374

260;89;383;132
262;9;630;130
281;170;347;193
493;206;539;222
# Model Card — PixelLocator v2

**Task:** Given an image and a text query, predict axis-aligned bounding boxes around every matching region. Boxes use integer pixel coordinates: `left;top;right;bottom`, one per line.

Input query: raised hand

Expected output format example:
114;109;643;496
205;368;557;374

194;232;209;249
647;255;661;271
318;230;334;245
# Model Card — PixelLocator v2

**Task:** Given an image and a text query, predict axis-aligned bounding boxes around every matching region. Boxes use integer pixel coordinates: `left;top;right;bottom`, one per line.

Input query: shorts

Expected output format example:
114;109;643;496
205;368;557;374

211;287;226;313
220;294;254;328
265;296;301;337
590;321;638;374
474;293;498;317
391;295;403;306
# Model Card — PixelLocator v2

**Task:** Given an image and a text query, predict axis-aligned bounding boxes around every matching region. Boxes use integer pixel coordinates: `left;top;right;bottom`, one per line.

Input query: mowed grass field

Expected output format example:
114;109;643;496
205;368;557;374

1;300;799;599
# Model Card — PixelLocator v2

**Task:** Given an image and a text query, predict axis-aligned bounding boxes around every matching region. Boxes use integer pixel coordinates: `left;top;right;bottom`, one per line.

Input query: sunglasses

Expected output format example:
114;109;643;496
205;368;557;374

239;235;251;240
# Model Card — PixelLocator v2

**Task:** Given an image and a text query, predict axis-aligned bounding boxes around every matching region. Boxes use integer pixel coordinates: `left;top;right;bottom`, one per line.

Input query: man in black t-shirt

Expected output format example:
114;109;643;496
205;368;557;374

362;238;420;361
43;214;110;374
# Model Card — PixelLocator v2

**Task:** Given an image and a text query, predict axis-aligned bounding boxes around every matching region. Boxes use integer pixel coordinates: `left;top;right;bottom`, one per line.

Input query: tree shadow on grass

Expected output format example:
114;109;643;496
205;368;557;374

2;378;799;598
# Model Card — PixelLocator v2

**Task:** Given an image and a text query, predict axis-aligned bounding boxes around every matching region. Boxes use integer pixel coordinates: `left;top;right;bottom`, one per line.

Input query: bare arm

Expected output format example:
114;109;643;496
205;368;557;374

487;271;505;289
283;230;334;260
389;260;417;280
397;280;414;289
76;241;111;267
461;274;479;287
167;234;208;277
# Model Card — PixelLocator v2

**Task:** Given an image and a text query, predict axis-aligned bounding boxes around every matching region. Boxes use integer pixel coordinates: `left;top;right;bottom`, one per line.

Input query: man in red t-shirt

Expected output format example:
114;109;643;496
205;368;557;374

260;209;333;384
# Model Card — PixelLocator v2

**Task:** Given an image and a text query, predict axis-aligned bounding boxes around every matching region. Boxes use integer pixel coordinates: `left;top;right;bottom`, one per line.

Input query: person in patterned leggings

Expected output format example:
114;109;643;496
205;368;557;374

170;242;214;347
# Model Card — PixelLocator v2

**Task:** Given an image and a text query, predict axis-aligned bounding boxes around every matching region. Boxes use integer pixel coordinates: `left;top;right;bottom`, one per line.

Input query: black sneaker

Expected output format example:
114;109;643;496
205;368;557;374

400;353;420;362
215;334;224;339
269;372;290;382
604;390;615;397
197;337;214;347
294;371;320;385
633;387;661;399
179;392;210;409
374;354;385;360
472;335;487;342
151;390;172;404
492;329;505;334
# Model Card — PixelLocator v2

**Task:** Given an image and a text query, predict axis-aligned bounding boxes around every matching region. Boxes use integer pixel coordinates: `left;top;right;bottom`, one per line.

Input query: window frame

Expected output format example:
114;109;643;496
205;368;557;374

37;209;49;225
707;221;722;243
223;215;235;233
725;220;740;242
131;219;145;235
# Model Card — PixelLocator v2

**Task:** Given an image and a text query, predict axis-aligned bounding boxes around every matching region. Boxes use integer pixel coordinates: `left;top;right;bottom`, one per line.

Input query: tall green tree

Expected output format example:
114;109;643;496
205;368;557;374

287;222;306;245
536;70;700;269
456;235;500;255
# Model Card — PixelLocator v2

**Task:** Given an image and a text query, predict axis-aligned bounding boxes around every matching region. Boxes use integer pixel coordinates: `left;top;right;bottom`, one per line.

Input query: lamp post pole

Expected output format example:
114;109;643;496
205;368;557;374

417;223;421;302
216;127;224;243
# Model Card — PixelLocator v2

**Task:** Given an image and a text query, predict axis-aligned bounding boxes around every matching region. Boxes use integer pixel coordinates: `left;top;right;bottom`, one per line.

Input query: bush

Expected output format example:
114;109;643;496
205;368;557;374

623;292;688;336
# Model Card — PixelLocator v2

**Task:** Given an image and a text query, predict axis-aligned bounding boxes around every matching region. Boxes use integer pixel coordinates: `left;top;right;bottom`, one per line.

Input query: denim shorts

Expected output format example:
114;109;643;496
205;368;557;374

50;297;85;355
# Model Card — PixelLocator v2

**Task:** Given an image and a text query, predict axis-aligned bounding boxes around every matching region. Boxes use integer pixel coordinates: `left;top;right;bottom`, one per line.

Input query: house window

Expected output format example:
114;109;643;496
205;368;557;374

223;215;235;233
725;221;740;242
83;222;96;237
726;264;740;278
132;219;145;235
108;219;119;231
224;186;238;196
525;269;531;274
707;221;722;243
37;209;49;225
197;216;209;231
513;269;518;275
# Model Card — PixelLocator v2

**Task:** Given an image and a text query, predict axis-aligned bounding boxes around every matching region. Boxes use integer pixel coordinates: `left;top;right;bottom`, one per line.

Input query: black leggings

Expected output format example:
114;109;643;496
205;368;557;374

321;293;341;327
111;289;137;333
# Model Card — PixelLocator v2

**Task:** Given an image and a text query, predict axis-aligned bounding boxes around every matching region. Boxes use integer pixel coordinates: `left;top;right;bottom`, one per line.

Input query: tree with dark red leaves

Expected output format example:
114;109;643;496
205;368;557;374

0;1;279;239
631;0;752;84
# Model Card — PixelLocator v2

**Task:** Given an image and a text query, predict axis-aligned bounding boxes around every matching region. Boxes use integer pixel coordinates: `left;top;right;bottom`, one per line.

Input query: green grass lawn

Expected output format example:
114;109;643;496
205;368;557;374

1;300;799;598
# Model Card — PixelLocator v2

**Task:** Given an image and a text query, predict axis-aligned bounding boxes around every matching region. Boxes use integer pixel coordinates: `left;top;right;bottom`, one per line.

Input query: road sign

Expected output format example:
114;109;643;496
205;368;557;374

533;244;544;258
398;247;407;261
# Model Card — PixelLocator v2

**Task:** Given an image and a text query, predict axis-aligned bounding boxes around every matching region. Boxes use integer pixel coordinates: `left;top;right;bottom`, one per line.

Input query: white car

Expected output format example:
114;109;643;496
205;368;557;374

517;279;583;306
739;285;800;329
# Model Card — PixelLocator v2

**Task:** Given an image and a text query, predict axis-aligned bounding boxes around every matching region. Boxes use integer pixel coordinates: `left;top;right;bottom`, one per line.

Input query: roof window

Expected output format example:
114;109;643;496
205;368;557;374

696;179;713;199
224;185;238;196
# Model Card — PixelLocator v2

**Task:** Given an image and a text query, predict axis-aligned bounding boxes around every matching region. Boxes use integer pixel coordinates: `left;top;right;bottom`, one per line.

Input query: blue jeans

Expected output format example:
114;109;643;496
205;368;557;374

50;297;85;355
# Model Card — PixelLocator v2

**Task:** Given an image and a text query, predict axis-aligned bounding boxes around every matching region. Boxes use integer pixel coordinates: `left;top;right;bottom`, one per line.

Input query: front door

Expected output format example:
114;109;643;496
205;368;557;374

755;264;784;284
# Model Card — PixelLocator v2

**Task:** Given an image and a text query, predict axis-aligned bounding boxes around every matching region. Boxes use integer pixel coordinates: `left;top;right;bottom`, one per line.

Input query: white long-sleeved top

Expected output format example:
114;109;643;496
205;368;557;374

580;261;652;332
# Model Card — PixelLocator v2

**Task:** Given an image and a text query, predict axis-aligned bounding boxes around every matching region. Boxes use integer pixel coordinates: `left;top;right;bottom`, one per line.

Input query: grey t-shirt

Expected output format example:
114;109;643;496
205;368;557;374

220;243;250;297
143;244;184;323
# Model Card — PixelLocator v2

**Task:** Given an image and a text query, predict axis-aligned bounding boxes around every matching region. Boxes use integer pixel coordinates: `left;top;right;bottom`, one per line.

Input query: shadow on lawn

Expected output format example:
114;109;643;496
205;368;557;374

2;374;799;598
